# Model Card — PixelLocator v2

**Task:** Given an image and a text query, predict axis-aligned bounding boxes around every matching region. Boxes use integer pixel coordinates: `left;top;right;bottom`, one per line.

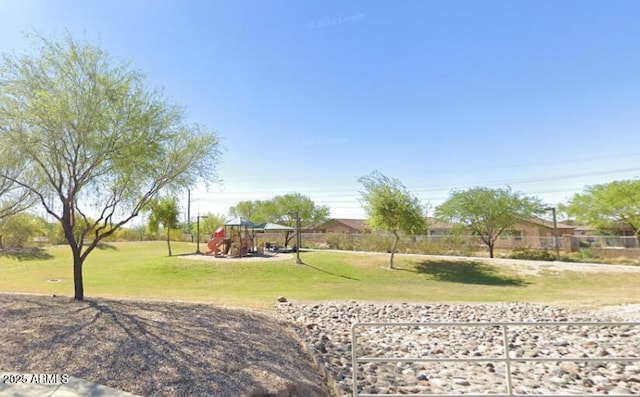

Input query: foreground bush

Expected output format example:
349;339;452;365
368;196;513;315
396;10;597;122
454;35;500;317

509;248;556;261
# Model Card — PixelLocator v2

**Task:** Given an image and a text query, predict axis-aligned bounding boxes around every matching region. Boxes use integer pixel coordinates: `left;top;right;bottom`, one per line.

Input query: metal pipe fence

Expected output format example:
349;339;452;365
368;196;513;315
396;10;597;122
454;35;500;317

351;321;640;397
301;233;640;251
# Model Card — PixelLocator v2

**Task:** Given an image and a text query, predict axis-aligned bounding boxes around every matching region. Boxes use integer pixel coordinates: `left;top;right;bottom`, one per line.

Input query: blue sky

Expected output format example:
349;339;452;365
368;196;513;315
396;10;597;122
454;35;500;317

2;1;639;220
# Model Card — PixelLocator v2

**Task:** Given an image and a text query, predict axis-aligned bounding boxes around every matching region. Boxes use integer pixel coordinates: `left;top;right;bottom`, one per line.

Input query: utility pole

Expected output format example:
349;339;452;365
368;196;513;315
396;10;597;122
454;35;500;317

187;189;191;231
295;211;303;264
196;214;208;254
551;207;559;259
544;207;559;259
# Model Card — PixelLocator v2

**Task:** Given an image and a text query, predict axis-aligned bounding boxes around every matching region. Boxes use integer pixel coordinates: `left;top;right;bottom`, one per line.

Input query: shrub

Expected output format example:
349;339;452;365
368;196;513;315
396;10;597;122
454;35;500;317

326;233;356;250
577;248;595;260
509;248;555;261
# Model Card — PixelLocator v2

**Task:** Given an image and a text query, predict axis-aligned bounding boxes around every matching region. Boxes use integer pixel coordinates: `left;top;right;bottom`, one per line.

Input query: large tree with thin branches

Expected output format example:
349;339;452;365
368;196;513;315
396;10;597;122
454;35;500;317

0;145;36;221
436;187;543;258
229;194;330;247
0;33;221;300
565;179;640;243
358;171;426;269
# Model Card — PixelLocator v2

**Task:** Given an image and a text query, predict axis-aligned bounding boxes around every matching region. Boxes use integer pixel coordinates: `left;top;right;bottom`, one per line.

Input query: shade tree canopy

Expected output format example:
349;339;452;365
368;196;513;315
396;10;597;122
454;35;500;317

358;171;427;269
564;179;640;241
0;33;221;300
436;187;543;258
228;193;330;246
190;213;226;241
146;196;180;257
0;146;36;222
0;212;48;249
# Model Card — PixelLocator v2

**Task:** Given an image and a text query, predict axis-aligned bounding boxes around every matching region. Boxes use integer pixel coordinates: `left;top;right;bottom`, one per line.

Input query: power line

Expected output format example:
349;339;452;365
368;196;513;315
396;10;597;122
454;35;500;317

216;152;640;188
192;166;640;200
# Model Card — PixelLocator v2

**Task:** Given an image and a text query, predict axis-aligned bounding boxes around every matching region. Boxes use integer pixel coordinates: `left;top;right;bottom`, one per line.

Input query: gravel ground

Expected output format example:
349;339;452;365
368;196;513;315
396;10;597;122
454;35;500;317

275;301;640;396
0;293;328;397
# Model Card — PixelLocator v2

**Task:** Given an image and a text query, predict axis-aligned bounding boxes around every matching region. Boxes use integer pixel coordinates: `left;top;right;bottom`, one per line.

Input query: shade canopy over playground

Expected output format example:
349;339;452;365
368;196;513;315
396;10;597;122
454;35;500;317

224;217;254;227
252;222;296;250
215;217;254;257
253;222;294;232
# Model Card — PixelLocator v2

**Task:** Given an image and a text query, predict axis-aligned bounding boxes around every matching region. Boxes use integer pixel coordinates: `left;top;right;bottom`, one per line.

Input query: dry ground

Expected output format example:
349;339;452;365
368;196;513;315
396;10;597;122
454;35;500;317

0;293;328;397
414;254;640;276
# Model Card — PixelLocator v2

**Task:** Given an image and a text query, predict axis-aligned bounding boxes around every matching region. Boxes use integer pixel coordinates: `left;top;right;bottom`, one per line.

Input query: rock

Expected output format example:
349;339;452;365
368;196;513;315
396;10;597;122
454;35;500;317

430;378;448;389
453;378;470;386
361;385;377;394
549;376;568;385
559;362;579;374
313;341;326;353
274;302;640;396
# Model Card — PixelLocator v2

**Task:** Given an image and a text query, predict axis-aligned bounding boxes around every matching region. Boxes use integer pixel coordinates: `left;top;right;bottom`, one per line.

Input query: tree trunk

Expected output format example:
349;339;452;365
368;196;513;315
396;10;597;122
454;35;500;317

389;231;400;270
284;231;294;247
488;243;494;258
73;249;84;300
166;228;172;256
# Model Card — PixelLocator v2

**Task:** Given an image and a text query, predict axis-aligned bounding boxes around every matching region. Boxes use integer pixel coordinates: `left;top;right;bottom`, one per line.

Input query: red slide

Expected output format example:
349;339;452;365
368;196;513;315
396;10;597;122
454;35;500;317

205;227;225;256
206;237;224;255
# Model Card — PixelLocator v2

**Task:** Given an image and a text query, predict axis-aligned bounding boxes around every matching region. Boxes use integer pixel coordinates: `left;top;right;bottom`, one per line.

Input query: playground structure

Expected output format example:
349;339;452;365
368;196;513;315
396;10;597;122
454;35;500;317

205;227;226;256
203;218;296;258
205;217;253;258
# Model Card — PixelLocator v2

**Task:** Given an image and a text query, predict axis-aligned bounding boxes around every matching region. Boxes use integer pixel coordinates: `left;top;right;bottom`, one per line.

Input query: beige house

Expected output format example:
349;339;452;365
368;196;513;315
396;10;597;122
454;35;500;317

423;216;576;249
313;217;457;235
309;216;578;250
495;217;575;249
310;218;367;234
425;217;458;239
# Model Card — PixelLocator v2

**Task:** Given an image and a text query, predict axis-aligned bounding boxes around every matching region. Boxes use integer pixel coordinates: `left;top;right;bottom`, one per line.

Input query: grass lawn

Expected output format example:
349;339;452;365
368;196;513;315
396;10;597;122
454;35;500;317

0;241;638;310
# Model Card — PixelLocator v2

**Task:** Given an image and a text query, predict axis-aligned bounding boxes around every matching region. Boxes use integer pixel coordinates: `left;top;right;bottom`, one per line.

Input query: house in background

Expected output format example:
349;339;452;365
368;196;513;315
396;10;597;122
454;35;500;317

564;220;638;249
517;217;575;237
496;217;576;249
603;221;637;237
309;216;581;250
425;217;458;239
313;217;459;236
309;218;367;234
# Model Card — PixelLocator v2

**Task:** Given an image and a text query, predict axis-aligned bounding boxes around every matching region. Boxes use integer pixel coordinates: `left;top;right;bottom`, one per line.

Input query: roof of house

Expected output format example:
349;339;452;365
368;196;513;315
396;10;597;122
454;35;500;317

560;219;634;232
311;218;366;231
426;217;458;229
327;218;366;230
523;216;575;230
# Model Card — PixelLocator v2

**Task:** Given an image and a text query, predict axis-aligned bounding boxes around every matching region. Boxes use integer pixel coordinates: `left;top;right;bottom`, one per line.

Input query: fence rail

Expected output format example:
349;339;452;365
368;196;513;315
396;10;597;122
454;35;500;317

300;233;639;251
351;321;640;397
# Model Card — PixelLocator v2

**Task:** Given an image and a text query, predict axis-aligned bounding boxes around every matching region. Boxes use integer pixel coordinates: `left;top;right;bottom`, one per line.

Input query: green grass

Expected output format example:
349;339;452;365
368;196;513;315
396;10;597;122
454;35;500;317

1;242;638;310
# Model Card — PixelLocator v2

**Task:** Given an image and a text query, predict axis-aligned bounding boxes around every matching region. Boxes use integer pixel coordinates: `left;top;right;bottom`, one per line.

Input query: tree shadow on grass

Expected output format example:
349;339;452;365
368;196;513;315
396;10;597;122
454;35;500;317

301;262;360;281
95;243;118;251
416;260;528;286
0;247;54;261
